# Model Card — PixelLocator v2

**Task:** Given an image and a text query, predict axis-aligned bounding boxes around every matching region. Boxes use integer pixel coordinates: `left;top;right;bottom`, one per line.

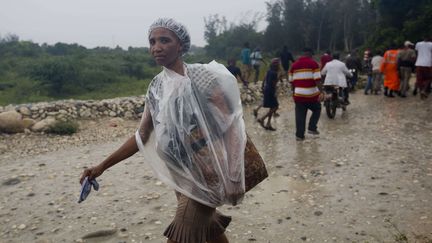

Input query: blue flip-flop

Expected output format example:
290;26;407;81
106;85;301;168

78;176;99;203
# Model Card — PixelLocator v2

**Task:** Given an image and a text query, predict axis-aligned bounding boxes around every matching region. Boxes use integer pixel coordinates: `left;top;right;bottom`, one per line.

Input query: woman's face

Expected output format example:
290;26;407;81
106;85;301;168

149;28;183;68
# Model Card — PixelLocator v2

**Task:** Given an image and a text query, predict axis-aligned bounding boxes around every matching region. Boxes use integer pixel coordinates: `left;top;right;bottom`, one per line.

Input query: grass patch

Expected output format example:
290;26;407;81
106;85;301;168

46;120;79;135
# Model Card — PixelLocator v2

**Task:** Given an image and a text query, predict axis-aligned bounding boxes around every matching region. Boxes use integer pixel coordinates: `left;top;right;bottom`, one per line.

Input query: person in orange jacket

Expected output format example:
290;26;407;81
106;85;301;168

380;47;400;97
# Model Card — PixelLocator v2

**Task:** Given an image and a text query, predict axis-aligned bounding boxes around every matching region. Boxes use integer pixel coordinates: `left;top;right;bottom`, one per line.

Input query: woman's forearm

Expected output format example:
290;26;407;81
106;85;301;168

99;135;139;171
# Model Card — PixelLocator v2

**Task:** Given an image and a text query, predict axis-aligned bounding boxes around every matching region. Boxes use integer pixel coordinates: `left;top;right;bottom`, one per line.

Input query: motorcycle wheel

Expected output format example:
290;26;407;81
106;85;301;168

325;99;336;119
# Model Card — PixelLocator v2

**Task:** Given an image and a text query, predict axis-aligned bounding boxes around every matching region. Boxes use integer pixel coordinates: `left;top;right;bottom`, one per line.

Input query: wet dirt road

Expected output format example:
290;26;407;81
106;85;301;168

241;90;432;242
1;90;431;242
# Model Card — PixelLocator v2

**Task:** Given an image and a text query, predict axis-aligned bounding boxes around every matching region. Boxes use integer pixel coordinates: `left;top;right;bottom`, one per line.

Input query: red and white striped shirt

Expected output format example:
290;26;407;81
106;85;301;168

289;56;321;103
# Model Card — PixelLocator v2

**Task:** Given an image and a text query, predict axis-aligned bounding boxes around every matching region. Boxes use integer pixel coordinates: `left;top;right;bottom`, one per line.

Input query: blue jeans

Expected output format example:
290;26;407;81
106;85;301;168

364;75;372;93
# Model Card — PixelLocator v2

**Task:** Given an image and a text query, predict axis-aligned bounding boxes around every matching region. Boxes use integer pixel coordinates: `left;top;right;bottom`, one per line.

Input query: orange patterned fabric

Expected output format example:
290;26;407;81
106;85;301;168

380;49;400;91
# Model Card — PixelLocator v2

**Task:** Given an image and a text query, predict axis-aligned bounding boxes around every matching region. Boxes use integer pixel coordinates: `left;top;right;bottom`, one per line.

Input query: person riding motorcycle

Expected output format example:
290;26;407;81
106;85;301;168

321;53;353;104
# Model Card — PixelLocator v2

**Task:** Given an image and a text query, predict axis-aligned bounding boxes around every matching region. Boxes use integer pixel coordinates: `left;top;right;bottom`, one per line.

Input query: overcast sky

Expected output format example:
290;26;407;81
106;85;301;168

0;0;268;48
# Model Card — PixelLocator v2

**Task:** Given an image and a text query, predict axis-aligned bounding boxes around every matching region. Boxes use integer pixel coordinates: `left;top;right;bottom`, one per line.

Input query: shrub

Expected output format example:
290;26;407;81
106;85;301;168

47;120;79;135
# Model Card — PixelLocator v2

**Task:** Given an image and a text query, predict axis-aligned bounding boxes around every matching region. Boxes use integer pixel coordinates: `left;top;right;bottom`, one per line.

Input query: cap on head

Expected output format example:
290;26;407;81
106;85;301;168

271;58;280;66
148;18;191;55
404;40;414;47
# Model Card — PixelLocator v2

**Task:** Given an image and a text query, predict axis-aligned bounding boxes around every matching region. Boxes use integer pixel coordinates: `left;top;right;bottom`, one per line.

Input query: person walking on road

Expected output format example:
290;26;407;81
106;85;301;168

381;46;400;98
79;18;246;243
250;48;265;84
414;37;432;100
320;50;332;70
397;41;416;97
256;58;281;131
289;48;323;141
371;51;384;95
240;42;252;85
226;58;248;88
279;45;295;82
363;49;374;95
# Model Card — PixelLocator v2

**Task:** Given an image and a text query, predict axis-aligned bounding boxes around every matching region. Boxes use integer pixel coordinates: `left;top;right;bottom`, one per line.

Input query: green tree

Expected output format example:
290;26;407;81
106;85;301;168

30;57;81;96
204;14;264;60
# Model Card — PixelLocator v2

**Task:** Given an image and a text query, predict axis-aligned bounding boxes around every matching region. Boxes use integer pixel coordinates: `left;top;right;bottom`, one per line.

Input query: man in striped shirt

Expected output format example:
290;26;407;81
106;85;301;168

289;48;323;141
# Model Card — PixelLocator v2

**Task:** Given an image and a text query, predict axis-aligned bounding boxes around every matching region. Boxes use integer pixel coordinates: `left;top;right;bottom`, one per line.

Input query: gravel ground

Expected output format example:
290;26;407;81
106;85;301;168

1;89;432;243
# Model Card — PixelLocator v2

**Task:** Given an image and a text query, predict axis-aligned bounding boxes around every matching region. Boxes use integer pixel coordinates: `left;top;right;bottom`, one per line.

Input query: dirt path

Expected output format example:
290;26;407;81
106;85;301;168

1;90;431;243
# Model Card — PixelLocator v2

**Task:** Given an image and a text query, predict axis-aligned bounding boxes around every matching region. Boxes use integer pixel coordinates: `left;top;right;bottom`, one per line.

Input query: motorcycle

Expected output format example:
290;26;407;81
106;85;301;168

323;86;347;119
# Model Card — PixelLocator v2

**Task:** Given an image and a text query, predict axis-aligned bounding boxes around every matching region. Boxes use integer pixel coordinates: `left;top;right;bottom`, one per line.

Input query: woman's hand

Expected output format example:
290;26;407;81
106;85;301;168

79;165;104;185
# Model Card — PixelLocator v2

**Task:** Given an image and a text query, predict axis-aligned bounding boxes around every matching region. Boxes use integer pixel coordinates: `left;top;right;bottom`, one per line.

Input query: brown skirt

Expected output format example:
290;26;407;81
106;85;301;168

164;193;231;243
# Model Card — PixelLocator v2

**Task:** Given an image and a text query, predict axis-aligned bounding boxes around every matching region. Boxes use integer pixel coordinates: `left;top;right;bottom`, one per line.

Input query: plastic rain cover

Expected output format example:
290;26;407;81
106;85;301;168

135;61;246;208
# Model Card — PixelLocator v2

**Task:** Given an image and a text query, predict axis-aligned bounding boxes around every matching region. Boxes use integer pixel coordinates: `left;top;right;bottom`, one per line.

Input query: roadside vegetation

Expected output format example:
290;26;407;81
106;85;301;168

1;0;430;106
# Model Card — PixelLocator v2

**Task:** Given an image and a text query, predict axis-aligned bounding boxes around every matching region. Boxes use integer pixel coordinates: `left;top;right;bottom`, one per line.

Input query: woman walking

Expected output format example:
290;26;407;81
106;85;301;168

79;18;246;243
257;58;280;131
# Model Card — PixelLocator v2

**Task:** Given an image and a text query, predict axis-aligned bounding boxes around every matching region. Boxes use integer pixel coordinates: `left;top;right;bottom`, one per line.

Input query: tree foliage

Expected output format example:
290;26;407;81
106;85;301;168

204;13;264;60
367;0;432;51
1;0;431;105
203;0;431;60
0;37;165;105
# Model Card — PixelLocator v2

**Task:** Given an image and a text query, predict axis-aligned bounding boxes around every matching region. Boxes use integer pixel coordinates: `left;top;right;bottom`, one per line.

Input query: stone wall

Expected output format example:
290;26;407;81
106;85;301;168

0;82;291;133
0;82;291;121
0;96;147;121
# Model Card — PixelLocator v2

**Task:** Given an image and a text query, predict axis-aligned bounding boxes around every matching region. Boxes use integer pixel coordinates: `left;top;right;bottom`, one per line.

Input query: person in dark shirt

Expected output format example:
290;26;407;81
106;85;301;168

226;59;248;87
256;58;281;131
320;50;332;69
345;51;362;91
279;45;295;81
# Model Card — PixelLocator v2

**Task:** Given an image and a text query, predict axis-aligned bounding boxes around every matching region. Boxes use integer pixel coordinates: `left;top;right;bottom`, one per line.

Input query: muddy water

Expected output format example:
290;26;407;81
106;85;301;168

0;90;431;242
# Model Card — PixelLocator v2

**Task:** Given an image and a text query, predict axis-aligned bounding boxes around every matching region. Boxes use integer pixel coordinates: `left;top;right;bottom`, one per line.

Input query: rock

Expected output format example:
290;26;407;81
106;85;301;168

0;110;24;133
108;117;124;127
81;228;117;239
22;118;36;129
124;111;134;118
18;106;32;116
18;224;26;230
31;117;57;132
155;181;163;186
2;178;21;186
35;240;51;243
79;109;91;118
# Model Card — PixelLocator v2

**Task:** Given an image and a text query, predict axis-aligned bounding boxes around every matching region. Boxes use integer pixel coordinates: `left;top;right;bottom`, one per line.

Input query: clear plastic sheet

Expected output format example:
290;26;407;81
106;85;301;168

136;61;246;207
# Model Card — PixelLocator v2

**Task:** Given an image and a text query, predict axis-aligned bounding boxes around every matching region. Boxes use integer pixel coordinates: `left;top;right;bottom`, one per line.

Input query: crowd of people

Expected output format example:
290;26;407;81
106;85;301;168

232;38;432;142
356;39;432;100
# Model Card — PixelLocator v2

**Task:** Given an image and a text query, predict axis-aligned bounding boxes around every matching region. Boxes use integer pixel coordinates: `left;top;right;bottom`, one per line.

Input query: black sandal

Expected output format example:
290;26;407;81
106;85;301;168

258;119;266;129
266;125;276;131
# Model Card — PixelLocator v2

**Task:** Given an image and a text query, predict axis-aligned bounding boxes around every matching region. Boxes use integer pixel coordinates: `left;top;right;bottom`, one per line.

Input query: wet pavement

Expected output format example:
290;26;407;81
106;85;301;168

242;89;432;242
1;88;431;242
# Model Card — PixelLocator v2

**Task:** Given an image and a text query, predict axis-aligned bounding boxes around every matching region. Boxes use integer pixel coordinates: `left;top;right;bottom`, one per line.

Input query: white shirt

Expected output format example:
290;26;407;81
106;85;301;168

371;55;383;71
250;51;263;66
415;41;432;67
321;59;352;88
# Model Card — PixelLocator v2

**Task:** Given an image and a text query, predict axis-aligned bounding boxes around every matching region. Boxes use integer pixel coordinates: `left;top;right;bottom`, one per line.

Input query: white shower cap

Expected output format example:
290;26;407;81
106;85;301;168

148;18;191;55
